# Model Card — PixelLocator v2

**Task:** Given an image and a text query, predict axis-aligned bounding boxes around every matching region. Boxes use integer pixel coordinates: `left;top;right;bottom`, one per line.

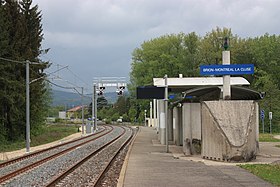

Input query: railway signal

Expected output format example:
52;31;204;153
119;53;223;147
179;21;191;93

97;86;105;96
117;86;125;96
93;77;127;132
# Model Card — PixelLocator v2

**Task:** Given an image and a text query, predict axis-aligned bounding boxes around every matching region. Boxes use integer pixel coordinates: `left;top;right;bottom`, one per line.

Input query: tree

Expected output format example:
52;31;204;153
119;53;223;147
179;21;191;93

128;108;137;122
0;0;49;141
88;96;109;116
20;0;49;135
97;96;108;110
200;27;234;65
129;33;201;123
0;0;27;141
129;28;280;127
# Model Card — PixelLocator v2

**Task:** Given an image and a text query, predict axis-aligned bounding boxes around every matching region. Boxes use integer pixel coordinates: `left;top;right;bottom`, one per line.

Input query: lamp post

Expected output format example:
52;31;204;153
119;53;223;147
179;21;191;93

222;37;231;100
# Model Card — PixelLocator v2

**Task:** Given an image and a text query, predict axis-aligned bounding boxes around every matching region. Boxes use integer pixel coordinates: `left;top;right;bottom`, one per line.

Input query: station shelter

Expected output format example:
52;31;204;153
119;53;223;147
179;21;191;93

152;75;263;162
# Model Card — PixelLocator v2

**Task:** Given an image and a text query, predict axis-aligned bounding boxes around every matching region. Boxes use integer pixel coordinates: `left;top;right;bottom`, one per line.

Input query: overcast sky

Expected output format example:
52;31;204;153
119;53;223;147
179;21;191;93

32;0;280;93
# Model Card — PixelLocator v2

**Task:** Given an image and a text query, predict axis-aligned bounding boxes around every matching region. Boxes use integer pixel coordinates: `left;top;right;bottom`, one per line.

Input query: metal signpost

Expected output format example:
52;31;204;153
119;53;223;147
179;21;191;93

260;109;265;133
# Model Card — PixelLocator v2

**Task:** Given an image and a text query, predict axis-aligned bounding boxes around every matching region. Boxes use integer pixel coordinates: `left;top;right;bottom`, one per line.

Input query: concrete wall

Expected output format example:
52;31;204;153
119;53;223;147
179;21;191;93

182;103;201;155
158;100;166;145
201;100;259;162
168;108;173;141
173;107;183;146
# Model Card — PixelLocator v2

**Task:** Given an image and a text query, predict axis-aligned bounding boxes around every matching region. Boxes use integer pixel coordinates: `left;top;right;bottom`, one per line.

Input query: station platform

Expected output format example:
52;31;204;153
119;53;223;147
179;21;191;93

118;126;274;187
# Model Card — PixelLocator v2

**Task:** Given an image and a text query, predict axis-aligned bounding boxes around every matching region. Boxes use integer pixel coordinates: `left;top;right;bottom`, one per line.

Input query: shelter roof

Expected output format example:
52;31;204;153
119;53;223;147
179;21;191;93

182;86;263;101
153;77;249;87
153;77;250;93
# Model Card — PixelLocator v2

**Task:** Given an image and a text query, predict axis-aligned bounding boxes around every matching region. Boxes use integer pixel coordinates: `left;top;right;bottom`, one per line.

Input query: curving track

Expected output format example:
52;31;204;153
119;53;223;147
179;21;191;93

0;125;135;187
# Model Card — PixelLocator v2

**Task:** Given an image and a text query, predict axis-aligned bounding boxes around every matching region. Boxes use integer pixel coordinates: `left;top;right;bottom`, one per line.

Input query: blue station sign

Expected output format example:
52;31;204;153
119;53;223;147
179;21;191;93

200;64;254;75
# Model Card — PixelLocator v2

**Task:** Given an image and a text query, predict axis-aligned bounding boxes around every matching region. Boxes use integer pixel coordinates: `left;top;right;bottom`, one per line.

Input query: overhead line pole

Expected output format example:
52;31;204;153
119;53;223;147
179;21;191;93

81;87;84;135
92;83;97;132
25;61;69;153
26;61;30;153
94;84;97;131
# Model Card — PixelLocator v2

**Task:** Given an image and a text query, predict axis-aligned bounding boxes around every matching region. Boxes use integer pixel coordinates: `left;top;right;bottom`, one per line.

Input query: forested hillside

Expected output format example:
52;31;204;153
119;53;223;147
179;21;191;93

51;90;118;107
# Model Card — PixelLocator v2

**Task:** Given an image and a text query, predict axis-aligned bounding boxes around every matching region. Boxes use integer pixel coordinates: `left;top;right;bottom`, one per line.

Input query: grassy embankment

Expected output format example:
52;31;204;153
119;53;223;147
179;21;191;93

259;133;280;142
240;164;280;186
0;124;79;152
240;133;280;186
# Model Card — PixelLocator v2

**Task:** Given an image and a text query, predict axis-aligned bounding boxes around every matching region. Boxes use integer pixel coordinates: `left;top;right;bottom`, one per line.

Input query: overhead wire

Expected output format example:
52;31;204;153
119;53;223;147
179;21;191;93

0;56;43;65
0;57;26;64
1;56;92;98
66;67;90;87
46;79;81;95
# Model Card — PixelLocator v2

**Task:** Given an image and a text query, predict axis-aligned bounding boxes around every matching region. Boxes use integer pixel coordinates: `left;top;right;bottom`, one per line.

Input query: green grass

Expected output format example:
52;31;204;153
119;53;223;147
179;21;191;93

240;164;280;186
259;133;280;142
0;124;79;152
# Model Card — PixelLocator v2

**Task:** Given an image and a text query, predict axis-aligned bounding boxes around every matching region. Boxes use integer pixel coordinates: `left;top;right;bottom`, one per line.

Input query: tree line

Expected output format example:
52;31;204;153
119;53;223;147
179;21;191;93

126;28;280;132
0;0;49;143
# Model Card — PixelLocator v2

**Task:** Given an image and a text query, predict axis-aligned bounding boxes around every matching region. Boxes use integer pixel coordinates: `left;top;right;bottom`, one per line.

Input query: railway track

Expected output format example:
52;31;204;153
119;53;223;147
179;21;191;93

0;125;135;187
0;125;112;185
0;126;108;170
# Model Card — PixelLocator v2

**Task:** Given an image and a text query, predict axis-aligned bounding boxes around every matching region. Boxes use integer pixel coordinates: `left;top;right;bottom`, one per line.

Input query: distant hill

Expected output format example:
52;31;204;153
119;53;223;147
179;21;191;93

50;90;120;107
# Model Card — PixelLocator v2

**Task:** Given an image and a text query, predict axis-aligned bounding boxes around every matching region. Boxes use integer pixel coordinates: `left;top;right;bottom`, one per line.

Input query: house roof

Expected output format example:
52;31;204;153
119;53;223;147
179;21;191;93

67;106;83;112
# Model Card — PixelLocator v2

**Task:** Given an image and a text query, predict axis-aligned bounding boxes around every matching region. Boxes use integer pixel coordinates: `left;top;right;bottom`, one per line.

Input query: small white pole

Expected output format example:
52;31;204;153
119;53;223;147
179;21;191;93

153;99;157;130
164;74;169;153
150;101;152;127
222;50;231;100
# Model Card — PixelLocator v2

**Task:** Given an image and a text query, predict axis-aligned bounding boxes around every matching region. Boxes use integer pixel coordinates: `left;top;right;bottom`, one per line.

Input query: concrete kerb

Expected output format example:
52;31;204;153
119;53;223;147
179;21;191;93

117;126;140;187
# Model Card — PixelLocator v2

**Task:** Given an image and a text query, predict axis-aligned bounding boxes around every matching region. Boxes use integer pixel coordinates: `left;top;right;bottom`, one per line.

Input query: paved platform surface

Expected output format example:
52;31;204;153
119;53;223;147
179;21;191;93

121;127;276;187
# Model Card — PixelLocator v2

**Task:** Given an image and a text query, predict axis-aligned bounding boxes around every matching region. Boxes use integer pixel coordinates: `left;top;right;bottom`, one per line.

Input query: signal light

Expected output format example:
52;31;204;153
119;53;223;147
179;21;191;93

117;90;123;96
97;90;103;96
116;86;125;96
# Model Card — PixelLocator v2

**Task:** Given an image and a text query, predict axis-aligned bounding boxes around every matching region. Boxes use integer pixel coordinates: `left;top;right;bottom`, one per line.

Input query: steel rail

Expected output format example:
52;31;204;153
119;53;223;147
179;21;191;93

92;126;134;187
44;126;127;187
0;126;113;184
0;125;107;169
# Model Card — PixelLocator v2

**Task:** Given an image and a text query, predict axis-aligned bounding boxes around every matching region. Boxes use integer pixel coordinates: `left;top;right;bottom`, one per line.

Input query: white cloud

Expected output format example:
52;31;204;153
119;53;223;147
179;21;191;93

33;0;280;90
